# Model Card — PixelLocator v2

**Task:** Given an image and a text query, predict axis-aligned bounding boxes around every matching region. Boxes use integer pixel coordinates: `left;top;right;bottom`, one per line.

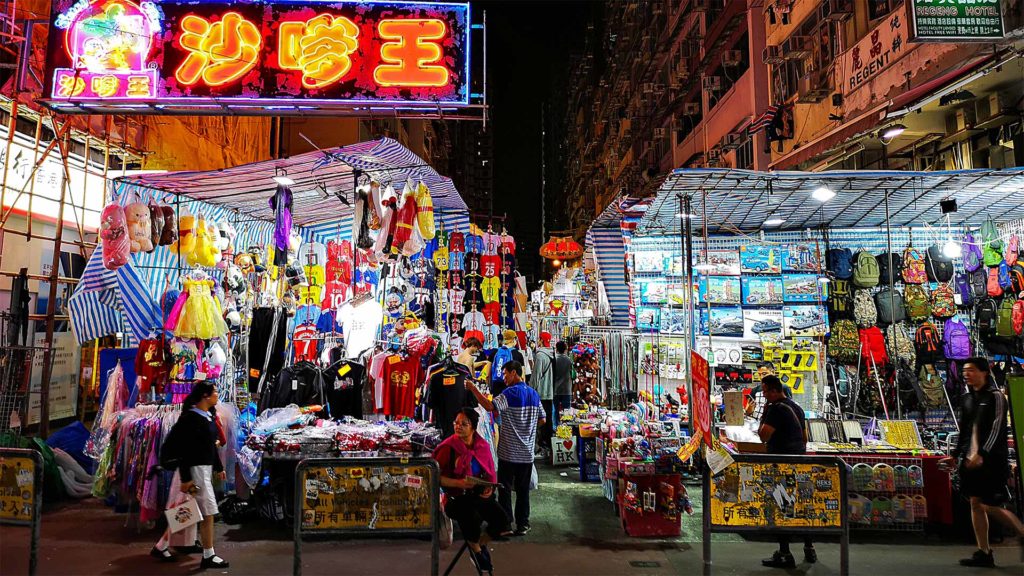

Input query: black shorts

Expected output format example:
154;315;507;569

960;465;1010;506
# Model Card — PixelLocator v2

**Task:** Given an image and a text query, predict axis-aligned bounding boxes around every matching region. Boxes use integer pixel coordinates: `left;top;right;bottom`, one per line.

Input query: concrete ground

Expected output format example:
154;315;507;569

2;464;1022;575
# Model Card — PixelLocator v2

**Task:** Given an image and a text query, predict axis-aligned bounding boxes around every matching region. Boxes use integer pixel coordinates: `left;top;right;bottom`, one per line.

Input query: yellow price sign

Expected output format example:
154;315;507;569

0;455;36;524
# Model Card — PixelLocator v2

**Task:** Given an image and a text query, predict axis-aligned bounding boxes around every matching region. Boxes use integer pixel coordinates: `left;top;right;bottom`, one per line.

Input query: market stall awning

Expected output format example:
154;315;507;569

638;168;1024;236
115;137;468;227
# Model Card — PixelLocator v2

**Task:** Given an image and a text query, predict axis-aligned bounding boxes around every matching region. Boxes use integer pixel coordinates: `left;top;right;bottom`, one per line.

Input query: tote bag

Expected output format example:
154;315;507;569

165;496;203;533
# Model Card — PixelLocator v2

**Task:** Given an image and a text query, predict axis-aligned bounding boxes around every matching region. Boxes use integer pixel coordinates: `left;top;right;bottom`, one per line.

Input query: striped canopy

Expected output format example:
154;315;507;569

67;247;163;346
115;137;468;227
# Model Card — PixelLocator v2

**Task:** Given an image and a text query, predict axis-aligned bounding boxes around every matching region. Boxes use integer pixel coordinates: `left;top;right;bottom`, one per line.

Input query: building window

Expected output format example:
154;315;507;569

734;136;754;169
869;0;898;22
770;14;837;102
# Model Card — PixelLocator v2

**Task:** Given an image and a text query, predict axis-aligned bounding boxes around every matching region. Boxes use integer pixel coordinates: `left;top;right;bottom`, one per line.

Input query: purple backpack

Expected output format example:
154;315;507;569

954;273;972;307
962;233;983;272
943;319;971;360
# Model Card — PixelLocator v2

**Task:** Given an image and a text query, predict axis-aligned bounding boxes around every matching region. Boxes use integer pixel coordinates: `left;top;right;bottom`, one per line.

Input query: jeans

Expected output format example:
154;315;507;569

778;535;813;553
540;399;554;449
553;395;572;424
445;494;508;543
497;460;533;529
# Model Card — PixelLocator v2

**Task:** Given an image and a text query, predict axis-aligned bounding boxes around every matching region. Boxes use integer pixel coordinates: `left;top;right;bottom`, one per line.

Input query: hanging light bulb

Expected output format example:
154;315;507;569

943;240;962;258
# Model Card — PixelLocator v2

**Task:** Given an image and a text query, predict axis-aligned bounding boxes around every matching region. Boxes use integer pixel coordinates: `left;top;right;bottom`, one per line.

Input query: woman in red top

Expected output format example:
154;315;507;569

433;408;508;571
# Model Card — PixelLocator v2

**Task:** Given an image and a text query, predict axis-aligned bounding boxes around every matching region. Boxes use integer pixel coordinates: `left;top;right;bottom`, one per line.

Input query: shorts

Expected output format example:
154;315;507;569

960;465;1010;506
189;465;220;517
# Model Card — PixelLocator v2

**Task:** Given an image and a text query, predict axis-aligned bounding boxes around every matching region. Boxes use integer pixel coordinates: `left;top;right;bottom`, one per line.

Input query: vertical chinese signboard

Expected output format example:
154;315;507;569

43;0;471;114
691;350;711;447
909;0;1004;41
839;9;907;95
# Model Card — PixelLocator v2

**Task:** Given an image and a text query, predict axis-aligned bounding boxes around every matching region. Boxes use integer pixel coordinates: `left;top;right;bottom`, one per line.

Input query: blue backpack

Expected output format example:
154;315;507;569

998;261;1012;290
828;248;854;280
962;232;983;272
492;346;514;383
954;273;972;307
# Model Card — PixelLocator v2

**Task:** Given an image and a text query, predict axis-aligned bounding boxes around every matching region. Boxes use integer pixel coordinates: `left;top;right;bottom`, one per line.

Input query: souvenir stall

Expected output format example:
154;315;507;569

625;167;1024;531
71;137;476;521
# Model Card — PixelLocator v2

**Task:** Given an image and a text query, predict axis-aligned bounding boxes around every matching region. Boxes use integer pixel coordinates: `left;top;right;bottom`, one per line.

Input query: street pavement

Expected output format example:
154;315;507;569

2;464;1022;575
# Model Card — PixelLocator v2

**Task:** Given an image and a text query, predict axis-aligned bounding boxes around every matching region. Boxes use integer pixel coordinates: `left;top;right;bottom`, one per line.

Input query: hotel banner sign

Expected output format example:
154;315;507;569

43;0;471;114
909;0;1004;41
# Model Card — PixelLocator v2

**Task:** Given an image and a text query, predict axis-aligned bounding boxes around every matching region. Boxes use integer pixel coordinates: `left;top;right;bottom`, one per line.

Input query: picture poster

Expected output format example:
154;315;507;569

782;244;823;273
666;282;697;306
634;251;665;273
742;309;784;340
299;463;434;532
636;306;661;330
782;305;828;337
739;245;782;274
28;332;80;425
701;250;741;276
742;277;784;305
699;276;742;304
709;459;843;529
783;274;826;303
0;454;36;524
665;254;684;277
640;281;668;305
707;306;744;337
661;308;687;334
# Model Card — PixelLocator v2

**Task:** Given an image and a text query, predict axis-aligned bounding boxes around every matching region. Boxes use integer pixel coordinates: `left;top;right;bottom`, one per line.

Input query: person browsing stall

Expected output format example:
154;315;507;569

457;336;486;374
940;357;1024;568
552;341;573;420
433;408;508;572
467;361;545;536
758;375;815;569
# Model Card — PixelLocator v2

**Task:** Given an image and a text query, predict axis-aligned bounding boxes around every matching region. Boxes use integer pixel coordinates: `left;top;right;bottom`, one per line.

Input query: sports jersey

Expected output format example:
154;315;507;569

432;233;449;271
293;324;319;363
447;268;464;288
326;240;353;284
297;265;325;303
316;309;344;333
465;252;481;275
465;233;484;254
291;304;321;333
481;276;501;303
481;255;501;278
483;301;501;324
449;288;466;315
500;235;516;255
382;354;422;418
501;253;516;276
463;310;486;332
483;323;501;349
483;232;501;255
448;232;466;253
450;251;465;271
321;280;351;311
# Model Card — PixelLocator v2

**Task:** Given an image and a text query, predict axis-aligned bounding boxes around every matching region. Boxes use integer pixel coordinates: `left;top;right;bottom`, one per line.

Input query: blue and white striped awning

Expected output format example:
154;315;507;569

68;246;163;346
587;195;631;327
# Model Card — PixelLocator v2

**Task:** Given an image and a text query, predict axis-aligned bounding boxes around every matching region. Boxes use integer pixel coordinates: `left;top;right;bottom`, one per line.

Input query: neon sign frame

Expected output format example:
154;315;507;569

42;0;474;116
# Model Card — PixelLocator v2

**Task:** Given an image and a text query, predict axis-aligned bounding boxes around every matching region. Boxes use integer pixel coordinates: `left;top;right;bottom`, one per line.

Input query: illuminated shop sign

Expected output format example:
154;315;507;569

43;0;471;112
909;0;1004;42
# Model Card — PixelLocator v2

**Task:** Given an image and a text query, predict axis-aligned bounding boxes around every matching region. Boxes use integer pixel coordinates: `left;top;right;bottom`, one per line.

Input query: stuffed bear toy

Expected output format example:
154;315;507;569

159;206;178;246
100;203;130;270
125;202;153;254
169;214;196;259
148;202;164;251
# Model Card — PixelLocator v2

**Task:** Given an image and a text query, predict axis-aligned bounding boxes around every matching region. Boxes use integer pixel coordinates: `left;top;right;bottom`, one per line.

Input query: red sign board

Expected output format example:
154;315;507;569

43;0;471;114
691;351;711;447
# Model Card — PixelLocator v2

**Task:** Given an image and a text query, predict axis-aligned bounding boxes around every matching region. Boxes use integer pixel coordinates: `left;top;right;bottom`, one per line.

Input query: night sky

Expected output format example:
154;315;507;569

474;0;595;284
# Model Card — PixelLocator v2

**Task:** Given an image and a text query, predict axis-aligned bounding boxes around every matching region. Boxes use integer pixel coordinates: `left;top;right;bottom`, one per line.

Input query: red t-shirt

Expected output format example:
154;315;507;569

293;324;319;363
481;255;501;278
482;302;502;324
448;232;466;253
382;354;422;418
321;280;350;311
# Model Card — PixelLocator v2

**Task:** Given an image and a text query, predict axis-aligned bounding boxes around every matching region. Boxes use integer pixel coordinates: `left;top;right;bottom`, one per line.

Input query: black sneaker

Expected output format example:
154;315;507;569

150;547;176;562
474;547;493;572
200;555;230;570
762;551;796;569
514;524;531;536
958;549;994;567
804;547;817;564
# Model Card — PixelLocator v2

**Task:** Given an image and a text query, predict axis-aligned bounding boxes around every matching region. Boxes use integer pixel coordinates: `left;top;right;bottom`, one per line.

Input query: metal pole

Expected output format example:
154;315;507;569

0;100;18;222
681;193;695;436
702;463;711;576
882;187;900;419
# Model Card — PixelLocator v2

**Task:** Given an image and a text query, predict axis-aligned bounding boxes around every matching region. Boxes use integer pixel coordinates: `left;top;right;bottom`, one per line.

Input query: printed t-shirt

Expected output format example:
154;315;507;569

382;354;422;418
428;369;477;438
481;255;501;278
293;324;319;362
324;360;365;418
135;338;169;395
321;280;351;311
463;310;486;332
339;299;383;359
448;232;466;253
465;252;481;275
501;253;516;276
483;302;502;324
481;277;501;303
483;232;501;255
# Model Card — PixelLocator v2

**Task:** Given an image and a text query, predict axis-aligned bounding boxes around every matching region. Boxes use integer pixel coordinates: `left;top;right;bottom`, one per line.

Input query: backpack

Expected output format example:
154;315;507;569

827;248;854;280
1013;299;1024;335
1011;264;1024;295
853;251;880;288
902;248;927;284
904;285;931;321
885;323;915;365
925;244;954;283
980;219;1003;267
971;268;988;299
854;289;877;328
918;364;945;408
930;283;956;318
829;320;861;364
875;288;906;325
962;232;983;272
828;279;854;320
914;322;942;364
876;253;903;285
942;319;971;360
158;425;182;470
997;261;1012;290
975;298;999;340
859;326;888;367
996;297;1017;337
491;346;514;384
954;273;972;307
1007;235;1019;266
987;267;1003;297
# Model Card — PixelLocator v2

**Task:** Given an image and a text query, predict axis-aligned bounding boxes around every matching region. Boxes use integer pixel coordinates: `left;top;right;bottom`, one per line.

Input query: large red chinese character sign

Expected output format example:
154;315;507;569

44;0;471;113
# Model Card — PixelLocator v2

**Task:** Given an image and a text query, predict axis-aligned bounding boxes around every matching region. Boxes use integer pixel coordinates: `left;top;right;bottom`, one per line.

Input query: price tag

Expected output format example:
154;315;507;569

389;355;400;365
443;376;456;386
292;379;298;391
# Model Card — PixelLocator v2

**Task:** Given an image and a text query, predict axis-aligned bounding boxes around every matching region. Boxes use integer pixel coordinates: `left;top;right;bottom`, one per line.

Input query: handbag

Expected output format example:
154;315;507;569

165;496;203;533
438;494;454;550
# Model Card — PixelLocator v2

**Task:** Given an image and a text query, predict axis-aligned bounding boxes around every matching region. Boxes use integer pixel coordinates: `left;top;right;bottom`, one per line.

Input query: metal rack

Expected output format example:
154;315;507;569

843;454;926;532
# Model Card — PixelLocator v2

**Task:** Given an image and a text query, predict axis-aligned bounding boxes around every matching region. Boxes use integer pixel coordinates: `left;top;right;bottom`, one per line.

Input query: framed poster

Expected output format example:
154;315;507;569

783;274;826;303
634;251;665;273
701;250;741;276
639;281;668;305
783;305;828;337
739;245;782;274
782;244;823;273
700;276;742;304
636;306;661;330
661;308;688;334
742;277;784;305
707;306;745;337
742;309;784;340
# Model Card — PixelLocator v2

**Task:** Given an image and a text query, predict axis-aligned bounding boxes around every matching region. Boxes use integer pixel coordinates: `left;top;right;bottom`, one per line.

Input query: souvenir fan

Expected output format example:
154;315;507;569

159;205;178;246
169;214;196;259
100;203;130;270
148;201;164;251
124;201;153;253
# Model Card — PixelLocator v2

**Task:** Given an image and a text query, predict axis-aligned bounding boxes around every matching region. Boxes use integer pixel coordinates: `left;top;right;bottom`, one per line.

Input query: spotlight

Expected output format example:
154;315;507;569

880;124;907;140
940;199;958;214
943;241;962;258
675;212;695;218
811;187;835;202
764;218;785;227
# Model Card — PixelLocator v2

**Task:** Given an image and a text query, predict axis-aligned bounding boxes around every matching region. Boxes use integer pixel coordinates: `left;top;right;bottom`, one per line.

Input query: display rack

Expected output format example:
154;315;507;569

843;454;926;532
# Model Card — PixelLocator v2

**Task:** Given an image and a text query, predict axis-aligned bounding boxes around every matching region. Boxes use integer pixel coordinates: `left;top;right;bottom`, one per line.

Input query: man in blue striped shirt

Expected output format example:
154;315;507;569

467;361;545;535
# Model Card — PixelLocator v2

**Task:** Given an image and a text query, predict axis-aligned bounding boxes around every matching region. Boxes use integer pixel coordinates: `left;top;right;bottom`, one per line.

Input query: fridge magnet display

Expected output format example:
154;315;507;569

742;308;784;340
700;276;742;304
701;250;741;276
783;274;826;303
637;306;661;330
708;306;745;336
783;244;823;273
661;308;687;334
739;245;782;274
742;276;784;305
635;251;666;273
640;281;668;304
783;305;828;337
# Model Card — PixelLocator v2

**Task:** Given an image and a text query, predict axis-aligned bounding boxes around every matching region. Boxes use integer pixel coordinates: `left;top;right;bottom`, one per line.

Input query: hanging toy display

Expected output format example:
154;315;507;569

147;201;164;251
169;213;196;260
100;203;131;270
159;205;178;246
125;201;154;254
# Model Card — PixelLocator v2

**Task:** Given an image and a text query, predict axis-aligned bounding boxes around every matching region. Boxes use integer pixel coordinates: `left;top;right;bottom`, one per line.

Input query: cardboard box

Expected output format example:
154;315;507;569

735;441;766;454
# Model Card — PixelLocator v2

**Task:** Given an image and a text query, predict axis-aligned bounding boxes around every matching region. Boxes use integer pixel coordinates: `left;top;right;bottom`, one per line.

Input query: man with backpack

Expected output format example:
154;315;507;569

552;341;574;422
490;330;525;396
940;357;1024;567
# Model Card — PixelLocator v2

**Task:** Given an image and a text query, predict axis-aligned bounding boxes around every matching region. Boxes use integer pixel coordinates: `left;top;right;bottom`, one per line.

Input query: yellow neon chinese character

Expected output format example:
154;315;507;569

90;75;120;98
56;73;86;97
175;12;261;87
373;19;449;87
279;14;359;89
126;75;152;97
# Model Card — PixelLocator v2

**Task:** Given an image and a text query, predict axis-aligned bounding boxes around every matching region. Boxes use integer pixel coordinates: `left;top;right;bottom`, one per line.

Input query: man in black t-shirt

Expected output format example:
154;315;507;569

758;376;815;569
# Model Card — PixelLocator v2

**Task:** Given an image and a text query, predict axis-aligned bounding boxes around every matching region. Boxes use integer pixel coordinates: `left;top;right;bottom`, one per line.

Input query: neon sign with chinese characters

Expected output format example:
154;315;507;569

44;0;471;111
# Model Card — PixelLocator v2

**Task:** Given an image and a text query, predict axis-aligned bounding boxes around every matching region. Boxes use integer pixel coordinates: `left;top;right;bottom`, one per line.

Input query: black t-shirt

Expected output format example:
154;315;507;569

262;362;325;412
323;360;365;419
428;367;477;438
762;398;806;454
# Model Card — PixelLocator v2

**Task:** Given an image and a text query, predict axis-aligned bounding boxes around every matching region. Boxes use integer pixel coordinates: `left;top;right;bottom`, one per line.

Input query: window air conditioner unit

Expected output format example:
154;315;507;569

722;50;744;68
820;0;853;22
643;82;655;94
797;70;830;103
719;133;742;151
683;102;702;116
784;36;812;59
702;76;722;91
763;45;784;65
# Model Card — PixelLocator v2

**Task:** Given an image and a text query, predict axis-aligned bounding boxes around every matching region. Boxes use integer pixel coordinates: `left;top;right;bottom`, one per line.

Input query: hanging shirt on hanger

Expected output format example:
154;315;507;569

339;298;384;359
293;324;319;362
382;353;422;418
481;254;501;278
428;364;476;438
481;277;501;303
324;360;365;419
463;309;486;332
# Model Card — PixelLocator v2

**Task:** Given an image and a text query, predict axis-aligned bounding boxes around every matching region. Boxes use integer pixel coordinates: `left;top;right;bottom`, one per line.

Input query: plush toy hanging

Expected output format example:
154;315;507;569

169;214;196;259
187;216;219;267
217;222;236;268
415;180;435;240
159;205;177;246
100;203;130;270
147;201;164;251
125;201;153;254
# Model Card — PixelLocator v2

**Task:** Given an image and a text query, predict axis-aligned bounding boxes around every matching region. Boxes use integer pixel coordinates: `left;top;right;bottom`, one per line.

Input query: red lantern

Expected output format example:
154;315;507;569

540;236;583;260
